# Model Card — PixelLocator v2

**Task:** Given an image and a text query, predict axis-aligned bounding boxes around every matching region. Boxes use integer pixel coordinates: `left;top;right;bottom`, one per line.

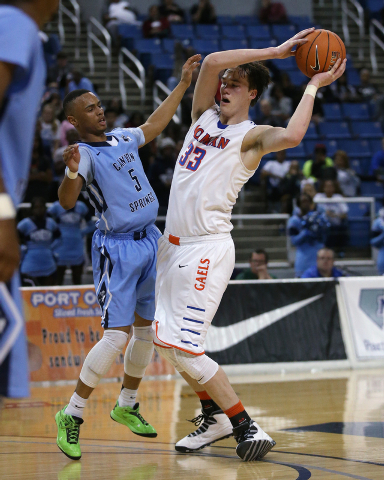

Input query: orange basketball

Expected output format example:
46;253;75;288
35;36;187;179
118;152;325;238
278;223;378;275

295;29;346;78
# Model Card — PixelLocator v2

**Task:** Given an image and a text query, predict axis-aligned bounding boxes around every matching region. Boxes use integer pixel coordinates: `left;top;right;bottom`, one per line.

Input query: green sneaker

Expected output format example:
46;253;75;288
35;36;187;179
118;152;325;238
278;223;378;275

55;406;83;460
110;401;157;437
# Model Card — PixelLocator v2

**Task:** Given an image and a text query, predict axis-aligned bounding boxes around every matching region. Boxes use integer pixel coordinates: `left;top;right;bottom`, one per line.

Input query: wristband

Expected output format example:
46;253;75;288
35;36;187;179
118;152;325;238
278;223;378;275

66;167;78;179
0;193;16;220
304;85;318;99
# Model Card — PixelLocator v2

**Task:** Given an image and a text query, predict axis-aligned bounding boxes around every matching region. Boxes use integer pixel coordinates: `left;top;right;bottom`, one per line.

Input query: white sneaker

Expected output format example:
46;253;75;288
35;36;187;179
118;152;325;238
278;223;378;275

175;411;233;452
234;420;276;461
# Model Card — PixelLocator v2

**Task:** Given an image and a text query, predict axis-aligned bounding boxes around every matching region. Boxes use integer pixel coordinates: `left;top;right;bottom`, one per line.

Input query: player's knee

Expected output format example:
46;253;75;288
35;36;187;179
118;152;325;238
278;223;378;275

124;326;154;378
80;330;128;388
174;351;218;384
154;345;184;372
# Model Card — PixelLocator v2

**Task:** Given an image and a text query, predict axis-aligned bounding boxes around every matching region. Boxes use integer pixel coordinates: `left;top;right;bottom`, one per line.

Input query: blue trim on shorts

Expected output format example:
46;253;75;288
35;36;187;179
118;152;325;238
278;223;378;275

183;317;204;324
187;305;205;312
181;328;200;335
181;340;199;347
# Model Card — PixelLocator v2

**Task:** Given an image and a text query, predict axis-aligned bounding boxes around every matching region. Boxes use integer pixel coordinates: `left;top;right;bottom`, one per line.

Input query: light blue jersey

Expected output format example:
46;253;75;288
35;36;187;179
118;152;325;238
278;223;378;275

17;217;60;277
0;7;46;205
48;201;94;266
371;216;384;274
77;128;159;234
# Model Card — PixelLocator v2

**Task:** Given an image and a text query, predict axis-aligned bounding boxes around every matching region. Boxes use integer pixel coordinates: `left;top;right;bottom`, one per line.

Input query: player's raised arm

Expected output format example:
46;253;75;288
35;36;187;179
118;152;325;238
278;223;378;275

192;28;314;124
58;144;84;210
241;57;347;171
139;54;201;145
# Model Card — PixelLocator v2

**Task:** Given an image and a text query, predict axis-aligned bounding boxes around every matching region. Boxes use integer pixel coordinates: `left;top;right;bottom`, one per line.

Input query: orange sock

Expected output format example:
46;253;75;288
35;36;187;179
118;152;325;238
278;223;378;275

224;401;244;418
196;391;211;401
224;401;251;428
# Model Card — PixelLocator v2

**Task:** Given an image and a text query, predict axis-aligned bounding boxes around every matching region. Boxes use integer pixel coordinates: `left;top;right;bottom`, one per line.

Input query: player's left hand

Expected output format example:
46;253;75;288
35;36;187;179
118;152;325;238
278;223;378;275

309;57;347;88
180;54;202;87
275;28;315;59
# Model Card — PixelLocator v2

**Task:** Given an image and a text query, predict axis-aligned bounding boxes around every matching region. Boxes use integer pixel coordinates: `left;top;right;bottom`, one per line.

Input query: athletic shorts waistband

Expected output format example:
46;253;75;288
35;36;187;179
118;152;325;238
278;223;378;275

164;230;231;246
98;225;157;241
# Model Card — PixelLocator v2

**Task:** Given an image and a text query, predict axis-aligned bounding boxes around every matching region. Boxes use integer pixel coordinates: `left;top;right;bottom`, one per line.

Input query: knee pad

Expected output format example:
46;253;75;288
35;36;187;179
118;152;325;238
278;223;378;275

80;330;128;388
124;326;154;378
154;344;184;372
175;350;218;384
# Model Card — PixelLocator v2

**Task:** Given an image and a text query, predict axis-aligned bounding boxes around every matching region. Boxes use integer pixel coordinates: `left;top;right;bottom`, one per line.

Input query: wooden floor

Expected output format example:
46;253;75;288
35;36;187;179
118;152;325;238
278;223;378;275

1;368;384;479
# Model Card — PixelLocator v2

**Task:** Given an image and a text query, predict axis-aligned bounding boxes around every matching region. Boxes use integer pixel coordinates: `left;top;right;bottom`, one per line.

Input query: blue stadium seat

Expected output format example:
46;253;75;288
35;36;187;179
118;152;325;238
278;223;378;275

134;38;163;54
288;70;307;86
346;68;361;86
348;219;371;247
246;25;271;40
370;139;384;153
221;25;246;40
289;15;312;30
270;57;297;70
216;15;234;25
192;39;220;54
360;180;383;197
286;142;306;158
221;39;248;50
171;24;194;39
347;202;369;217
304;122;319;140
195;24;220;40
323;103;343;121
304;139;338;157
338;139;372;158
367;0;384;15
342;103;371;121
271;24;297;40
351;121;383;139
235;15;260;25
319;121;351;139
151;54;174;82
118;24;142;39
162;38;176;53
249;39;277;49
350;158;371;176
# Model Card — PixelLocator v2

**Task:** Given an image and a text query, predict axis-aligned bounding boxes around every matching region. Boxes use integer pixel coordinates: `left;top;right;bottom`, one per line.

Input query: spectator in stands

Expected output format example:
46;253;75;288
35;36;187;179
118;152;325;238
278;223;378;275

280;160;303;214
48;200;95;285
17;197;60;287
369;137;384;181
39;103;61;154
257;98;281;127
302;181;317;198
302;143;335;183
67;70;97;96
147;137;176;215
54;129;80;186
260;149;291;211
259;0;288;24
280;71;300;103
269;84;292;124
235;249;276;280
24;130;53;203
48;51;72;97
357;68;377;102
287;193;329;277
314;179;349;250
334;150;360;197
190;0;216;24
142;5;170;38
59;119;76;147
301;248;344;278
107;98;129;127
159;0;185;23
104;108;118;131
371;206;384;274
323;71;358;103
105;0;139;44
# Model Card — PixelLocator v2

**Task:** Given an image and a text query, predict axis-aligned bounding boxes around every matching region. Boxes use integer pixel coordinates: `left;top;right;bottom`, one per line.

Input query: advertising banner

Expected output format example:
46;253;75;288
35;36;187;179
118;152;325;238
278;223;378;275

22;286;174;382
205;279;346;365
339;277;384;361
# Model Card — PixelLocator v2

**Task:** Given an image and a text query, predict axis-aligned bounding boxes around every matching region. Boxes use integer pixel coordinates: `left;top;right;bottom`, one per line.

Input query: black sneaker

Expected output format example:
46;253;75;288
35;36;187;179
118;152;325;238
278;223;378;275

234;420;276;461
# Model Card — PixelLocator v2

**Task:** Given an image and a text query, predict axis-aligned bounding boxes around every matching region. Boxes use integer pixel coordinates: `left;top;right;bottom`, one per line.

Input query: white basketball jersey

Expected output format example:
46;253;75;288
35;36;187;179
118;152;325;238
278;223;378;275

166;105;257;237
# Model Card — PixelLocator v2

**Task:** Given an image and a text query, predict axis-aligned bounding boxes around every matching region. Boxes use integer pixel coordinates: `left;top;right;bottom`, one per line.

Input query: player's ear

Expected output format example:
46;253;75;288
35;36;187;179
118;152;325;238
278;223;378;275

249;89;257;101
67;115;78;128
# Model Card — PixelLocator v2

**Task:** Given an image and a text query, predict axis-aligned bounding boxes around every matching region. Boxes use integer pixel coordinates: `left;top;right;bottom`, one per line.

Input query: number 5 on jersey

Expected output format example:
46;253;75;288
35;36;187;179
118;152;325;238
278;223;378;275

128;168;142;192
179;143;206;172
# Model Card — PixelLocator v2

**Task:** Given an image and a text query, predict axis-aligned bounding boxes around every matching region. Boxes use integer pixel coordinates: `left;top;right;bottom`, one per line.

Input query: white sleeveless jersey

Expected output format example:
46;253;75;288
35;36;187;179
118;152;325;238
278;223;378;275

166;105;257;237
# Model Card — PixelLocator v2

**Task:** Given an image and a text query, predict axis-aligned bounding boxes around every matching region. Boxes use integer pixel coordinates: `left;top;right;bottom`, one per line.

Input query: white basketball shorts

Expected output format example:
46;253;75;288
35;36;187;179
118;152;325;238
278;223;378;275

154;230;235;356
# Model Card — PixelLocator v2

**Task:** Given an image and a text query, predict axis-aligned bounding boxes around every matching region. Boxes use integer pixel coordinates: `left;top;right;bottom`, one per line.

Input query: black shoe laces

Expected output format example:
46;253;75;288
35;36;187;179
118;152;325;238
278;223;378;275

64;419;81;444
131;409;149;426
234;422;258;443
187;412;217;437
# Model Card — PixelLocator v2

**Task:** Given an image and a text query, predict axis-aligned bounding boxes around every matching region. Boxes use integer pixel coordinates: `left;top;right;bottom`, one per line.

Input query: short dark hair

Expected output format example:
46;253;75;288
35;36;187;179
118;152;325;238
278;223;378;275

232;62;271;106
250;248;269;263
63;89;91;116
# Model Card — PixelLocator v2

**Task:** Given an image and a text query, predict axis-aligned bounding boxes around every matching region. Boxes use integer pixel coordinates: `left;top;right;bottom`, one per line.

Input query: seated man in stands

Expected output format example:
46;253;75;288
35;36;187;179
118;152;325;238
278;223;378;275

236;249;276;280
301;247;344;278
302;143;335;183
259;0;288;24
260;149;290;211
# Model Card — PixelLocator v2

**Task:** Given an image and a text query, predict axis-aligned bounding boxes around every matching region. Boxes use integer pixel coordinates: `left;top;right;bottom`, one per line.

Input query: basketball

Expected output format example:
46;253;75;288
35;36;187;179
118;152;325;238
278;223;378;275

295;29;346;78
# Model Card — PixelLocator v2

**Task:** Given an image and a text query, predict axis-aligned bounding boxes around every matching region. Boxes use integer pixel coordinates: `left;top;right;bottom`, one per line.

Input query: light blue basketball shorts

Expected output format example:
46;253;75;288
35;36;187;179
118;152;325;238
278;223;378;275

92;225;161;329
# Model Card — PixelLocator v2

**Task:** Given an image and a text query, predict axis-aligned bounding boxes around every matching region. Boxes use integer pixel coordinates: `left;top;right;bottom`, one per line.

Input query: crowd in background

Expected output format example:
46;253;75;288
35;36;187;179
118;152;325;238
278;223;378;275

19;0;384;286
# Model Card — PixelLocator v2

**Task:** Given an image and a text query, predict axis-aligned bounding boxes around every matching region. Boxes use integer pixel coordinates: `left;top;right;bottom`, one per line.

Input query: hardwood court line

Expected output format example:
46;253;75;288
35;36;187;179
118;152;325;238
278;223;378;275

263;461;311;480
266;460;374;480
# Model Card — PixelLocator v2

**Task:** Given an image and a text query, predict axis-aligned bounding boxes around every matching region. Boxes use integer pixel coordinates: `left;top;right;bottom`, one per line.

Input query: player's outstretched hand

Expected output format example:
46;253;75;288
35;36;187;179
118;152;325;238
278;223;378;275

275;27;315;59
309;58;347;89
180;54;202;87
63;144;80;173
0;219;20;282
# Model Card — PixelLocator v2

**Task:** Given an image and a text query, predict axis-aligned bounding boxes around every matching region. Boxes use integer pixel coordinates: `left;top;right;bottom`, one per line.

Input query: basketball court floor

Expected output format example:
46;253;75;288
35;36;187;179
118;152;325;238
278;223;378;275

1;368;384;479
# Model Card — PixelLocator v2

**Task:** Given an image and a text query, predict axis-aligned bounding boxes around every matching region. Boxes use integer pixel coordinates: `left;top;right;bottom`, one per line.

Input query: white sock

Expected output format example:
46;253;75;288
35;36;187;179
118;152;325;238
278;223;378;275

65;392;88;419
118;387;138;408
